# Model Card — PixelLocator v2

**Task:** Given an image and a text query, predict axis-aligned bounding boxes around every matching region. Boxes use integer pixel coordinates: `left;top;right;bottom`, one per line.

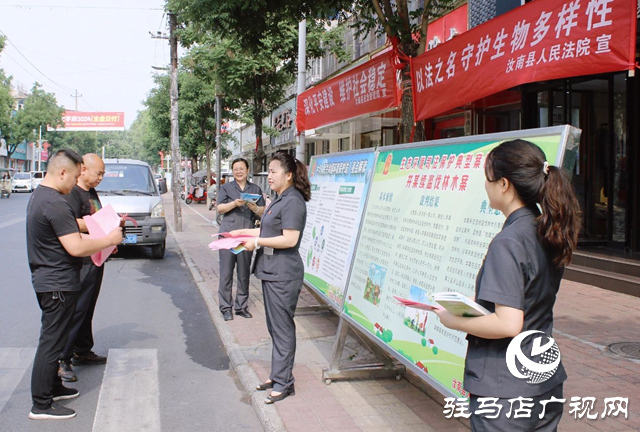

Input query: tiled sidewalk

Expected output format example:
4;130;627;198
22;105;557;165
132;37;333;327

165;195;639;431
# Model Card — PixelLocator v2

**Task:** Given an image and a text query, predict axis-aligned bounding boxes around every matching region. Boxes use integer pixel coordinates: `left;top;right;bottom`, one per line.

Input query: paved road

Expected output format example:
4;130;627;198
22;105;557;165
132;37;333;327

0;191;262;431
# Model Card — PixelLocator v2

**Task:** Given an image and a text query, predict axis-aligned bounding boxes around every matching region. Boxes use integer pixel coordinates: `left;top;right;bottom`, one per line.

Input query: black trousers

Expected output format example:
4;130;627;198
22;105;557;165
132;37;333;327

60;263;105;360
262;279;303;393
469;383;564;432
218;249;252;313
32;290;79;409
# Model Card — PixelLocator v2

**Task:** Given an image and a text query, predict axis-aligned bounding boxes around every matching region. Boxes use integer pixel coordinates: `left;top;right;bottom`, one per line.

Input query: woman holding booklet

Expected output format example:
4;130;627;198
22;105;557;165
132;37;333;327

230;152;311;404
216;158;265;321
435;140;581;431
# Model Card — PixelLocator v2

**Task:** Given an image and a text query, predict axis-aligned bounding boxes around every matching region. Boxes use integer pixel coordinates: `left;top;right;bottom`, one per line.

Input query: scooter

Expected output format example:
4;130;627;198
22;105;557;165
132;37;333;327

184;186;208;205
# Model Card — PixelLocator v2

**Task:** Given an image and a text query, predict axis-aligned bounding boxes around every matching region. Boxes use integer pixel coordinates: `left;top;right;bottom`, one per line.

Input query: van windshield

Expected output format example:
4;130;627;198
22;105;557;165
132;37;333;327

97;164;156;195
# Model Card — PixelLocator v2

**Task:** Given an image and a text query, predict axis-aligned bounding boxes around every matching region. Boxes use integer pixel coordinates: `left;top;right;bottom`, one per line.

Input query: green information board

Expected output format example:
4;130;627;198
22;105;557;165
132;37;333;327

341;126;580;397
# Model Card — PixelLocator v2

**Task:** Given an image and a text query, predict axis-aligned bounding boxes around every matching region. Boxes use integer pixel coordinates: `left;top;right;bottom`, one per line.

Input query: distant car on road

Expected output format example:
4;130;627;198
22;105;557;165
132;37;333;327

97;159;167;259
11;172;33;193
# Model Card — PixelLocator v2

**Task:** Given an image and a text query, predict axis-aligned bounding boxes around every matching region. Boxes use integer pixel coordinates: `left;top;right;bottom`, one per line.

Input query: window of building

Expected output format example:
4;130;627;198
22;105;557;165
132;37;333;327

338;137;350;152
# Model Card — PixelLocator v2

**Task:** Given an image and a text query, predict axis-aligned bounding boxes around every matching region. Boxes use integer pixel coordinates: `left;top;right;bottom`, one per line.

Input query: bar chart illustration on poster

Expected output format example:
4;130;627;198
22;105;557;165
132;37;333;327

340;126;579;397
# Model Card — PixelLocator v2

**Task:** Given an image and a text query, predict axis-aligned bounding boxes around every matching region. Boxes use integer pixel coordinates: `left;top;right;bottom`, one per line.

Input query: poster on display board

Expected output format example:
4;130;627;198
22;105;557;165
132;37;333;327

341;126;580;398
300;149;376;310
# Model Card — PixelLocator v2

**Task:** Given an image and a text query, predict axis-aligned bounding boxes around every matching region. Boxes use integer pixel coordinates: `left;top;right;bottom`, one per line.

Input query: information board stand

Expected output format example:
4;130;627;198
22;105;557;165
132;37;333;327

323;316;406;384
329;126;580;397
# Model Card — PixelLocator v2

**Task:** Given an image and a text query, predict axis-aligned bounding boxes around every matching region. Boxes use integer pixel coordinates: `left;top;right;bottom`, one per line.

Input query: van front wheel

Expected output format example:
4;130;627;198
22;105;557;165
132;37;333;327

151;241;165;259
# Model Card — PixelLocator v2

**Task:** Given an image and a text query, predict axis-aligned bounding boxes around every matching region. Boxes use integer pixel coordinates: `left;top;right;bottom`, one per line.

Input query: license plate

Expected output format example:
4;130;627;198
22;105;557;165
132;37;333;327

123;234;138;244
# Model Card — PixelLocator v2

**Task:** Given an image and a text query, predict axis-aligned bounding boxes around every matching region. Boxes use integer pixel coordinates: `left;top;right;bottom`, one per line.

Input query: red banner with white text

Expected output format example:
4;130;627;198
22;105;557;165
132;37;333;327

296;52;399;131
50;111;125;131
411;0;637;121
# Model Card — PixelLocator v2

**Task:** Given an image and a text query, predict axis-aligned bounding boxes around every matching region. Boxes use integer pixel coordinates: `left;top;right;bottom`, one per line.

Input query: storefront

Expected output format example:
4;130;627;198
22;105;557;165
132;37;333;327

412;0;639;256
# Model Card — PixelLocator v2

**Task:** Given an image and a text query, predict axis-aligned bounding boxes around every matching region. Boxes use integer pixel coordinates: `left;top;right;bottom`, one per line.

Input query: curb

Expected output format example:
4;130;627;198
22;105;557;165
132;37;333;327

168;224;286;432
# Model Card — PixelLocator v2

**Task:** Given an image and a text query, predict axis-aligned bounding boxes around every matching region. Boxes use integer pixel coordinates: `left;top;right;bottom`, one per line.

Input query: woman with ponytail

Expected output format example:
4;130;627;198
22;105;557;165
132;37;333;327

231;151;310;404
435;139;581;431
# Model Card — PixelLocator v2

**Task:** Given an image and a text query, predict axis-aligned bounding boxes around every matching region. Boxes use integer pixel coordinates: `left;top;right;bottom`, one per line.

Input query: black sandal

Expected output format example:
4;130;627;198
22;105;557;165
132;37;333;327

264;386;295;404
255;381;273;391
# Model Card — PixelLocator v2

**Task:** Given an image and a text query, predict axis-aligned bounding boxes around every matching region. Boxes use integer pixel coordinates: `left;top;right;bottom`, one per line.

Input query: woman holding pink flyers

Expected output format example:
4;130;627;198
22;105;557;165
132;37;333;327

231;151;310;404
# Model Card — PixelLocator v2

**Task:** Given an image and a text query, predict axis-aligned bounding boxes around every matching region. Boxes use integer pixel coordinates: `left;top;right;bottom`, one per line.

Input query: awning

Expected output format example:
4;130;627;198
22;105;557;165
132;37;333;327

411;0;637;122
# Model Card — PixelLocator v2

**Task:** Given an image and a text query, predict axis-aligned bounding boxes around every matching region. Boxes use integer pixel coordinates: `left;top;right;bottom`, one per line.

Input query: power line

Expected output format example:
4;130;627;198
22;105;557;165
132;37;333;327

0;28;75;92
0;4;163;11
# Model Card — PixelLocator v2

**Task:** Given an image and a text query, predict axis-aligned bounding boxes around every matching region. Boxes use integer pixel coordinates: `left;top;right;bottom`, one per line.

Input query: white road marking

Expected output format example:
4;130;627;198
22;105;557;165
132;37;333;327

0;217;25;229
0;348;36;413
182;201;216;224
92;349;160;432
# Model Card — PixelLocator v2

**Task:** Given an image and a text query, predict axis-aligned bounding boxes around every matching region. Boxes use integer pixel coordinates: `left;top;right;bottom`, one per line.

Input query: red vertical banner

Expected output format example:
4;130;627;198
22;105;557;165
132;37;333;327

411;0;637;122
296;52;400;132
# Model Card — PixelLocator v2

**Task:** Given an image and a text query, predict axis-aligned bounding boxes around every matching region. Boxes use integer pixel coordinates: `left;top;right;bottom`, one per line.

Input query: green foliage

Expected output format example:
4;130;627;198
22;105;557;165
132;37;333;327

432;346;439;355
421;338;427;347
2;83;64;160
0;37;13;139
376;329;393;343
168;0;352;166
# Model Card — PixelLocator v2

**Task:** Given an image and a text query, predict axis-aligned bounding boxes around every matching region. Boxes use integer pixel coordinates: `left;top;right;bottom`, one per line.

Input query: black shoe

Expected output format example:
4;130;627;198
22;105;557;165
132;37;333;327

265;386;295;404
53;386;80;402
29;404;76;420
58;360;76;382
222;311;233;321
256;380;273;391
71;351;107;366
235;310;253;319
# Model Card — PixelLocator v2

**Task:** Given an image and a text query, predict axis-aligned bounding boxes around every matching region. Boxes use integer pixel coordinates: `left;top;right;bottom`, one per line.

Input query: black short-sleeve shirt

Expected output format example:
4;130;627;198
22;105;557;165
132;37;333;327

64;185;102;263
464;206;567;398
253;186;307;281
217;181;265;232
27;185;82;292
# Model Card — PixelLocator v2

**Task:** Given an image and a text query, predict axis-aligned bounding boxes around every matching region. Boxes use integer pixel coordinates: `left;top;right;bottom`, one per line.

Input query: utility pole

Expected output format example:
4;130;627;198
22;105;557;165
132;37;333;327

215;90;222;223
296;20;306;163
37;126;42;171
70;90;82;111
169;12;182;231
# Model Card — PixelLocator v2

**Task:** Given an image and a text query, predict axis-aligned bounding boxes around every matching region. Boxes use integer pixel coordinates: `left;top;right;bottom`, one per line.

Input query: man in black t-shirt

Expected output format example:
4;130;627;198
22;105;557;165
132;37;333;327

58;154;109;383
26;149;123;421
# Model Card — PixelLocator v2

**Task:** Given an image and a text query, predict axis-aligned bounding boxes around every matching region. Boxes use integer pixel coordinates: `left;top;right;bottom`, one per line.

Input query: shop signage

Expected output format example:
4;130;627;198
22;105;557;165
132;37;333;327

50;111;125;131
296;52;400;131
411;0;637;121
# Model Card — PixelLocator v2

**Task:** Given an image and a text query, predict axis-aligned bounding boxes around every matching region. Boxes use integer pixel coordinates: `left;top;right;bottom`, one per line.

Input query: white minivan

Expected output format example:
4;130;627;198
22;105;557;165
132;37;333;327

96;159;167;259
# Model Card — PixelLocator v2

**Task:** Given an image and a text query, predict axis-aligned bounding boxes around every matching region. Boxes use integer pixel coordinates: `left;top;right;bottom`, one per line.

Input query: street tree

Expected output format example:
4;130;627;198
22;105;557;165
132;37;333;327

0;37;15;148
168;0;350;170
144;70;232;178
6;83;64;162
343;0;458;142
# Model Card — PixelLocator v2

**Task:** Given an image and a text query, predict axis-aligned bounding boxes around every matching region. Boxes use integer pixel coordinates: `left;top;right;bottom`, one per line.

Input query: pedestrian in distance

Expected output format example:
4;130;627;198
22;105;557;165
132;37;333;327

232;151;311;404
434;139;581;431
216;158;265;321
26;149;123;420
58;154;110;383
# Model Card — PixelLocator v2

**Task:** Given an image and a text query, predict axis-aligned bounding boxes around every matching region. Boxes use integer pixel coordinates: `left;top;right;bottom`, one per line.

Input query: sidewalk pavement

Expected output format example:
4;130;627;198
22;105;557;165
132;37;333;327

163;194;640;432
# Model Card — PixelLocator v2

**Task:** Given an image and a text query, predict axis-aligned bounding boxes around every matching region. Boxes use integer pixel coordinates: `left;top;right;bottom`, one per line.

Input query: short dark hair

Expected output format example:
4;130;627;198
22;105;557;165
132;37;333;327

47;149;83;173
231;158;249;169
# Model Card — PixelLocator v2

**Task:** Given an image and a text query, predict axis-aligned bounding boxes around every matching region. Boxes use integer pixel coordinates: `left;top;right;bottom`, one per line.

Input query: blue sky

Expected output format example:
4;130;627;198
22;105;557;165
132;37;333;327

0;0;169;128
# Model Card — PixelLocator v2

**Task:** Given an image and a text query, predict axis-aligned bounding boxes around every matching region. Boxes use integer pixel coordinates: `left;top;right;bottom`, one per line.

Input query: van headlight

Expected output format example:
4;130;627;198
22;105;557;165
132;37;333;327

151;202;165;218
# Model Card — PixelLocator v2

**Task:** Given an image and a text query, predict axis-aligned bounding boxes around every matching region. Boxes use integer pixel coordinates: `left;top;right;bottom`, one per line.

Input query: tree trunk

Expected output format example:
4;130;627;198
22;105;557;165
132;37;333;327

399;63;424;144
253;112;264;174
